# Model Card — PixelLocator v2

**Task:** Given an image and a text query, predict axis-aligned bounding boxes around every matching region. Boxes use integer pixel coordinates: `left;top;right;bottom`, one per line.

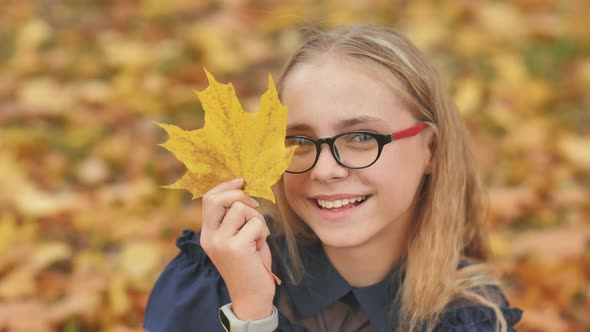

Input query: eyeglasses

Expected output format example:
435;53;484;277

285;122;429;174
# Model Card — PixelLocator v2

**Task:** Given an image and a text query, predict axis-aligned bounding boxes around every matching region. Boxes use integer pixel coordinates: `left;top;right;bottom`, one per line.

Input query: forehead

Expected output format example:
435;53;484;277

281;55;414;131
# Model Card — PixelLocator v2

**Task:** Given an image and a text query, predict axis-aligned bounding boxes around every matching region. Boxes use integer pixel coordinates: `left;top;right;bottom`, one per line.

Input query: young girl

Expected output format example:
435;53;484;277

143;25;522;332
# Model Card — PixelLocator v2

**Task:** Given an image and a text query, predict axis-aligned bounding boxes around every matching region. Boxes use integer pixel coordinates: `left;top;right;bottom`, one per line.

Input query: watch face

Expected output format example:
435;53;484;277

219;309;230;332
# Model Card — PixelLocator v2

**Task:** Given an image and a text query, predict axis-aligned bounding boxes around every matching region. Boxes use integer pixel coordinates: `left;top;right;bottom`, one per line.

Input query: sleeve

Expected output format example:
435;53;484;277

143;230;230;332
143;230;310;332
435;286;523;332
436;305;523;332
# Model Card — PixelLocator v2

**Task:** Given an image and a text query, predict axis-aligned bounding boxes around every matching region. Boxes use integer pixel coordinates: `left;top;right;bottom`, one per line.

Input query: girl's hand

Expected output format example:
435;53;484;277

199;178;275;320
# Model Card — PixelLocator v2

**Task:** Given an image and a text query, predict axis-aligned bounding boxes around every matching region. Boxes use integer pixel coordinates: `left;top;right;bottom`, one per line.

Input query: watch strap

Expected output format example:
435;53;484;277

218;303;278;332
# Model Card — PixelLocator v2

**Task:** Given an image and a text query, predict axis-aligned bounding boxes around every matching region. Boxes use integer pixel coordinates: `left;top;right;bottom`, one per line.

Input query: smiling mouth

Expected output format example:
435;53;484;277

315;196;368;210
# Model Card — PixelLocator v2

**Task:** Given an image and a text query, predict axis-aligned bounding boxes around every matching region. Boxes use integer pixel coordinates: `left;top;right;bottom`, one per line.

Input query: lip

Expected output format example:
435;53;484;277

310;194;367;200
308;194;370;221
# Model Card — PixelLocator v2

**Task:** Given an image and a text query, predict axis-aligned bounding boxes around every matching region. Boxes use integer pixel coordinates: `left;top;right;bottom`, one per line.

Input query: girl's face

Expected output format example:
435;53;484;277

281;55;433;251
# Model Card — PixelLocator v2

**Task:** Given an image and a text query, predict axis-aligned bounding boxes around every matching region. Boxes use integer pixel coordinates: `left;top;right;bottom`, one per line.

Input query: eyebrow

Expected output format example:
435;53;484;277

287;115;387;132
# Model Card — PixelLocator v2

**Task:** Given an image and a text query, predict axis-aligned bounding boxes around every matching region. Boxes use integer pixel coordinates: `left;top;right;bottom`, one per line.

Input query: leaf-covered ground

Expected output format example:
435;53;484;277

0;1;588;331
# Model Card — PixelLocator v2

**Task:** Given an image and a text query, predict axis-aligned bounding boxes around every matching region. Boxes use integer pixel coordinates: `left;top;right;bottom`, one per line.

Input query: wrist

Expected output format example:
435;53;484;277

231;300;273;320
228;287;275;320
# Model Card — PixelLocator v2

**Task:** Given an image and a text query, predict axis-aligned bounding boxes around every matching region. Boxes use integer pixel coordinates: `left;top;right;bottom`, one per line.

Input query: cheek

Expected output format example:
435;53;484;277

373;146;427;192
282;174;304;198
282;175;309;217
388;142;429;172
282;174;296;188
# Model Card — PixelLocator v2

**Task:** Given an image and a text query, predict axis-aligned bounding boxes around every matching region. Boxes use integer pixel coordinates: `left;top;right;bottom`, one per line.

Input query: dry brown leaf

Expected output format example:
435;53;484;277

558;135;590;169
517;308;580;332
488;186;539;220
0;300;52;332
511;225;590;259
0;266;36;299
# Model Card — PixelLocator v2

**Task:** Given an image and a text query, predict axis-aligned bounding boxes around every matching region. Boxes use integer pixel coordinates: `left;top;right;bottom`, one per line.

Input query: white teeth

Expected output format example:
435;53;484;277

316;196;367;209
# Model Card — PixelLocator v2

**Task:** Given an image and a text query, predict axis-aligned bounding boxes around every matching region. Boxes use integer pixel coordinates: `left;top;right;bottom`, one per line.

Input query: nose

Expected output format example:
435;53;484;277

309;144;348;181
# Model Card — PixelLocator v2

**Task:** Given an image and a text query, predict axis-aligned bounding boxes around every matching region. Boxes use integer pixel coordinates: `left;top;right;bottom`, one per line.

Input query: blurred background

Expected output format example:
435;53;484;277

0;0;588;331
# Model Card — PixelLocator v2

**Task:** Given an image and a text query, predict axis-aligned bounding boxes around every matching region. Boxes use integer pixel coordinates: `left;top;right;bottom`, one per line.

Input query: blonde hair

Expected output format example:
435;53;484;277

268;25;507;332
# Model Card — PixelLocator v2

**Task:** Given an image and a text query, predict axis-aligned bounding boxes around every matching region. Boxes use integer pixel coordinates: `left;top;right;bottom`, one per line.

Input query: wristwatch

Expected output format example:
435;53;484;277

218;303;279;332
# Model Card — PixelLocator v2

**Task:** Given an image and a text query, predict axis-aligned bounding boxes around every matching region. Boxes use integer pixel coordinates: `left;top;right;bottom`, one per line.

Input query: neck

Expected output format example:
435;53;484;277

322;215;412;287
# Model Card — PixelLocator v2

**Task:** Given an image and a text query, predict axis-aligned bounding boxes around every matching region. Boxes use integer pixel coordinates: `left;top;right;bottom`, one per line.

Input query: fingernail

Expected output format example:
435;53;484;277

251;198;259;207
232;178;243;184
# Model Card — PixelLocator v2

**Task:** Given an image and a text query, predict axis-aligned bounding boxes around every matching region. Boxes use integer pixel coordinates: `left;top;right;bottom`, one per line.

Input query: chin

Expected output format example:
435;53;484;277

312;228;370;249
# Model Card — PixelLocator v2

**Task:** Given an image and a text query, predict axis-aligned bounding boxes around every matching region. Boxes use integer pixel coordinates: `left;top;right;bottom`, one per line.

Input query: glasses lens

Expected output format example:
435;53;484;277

286;137;316;172
334;133;379;168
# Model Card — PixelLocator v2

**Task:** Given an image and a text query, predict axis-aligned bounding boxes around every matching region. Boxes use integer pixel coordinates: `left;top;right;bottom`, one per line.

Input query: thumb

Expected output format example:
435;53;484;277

255;230;270;251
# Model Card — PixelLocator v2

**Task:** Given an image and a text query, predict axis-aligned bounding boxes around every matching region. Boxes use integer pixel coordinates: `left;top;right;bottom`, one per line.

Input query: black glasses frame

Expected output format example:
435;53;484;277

285;122;429;174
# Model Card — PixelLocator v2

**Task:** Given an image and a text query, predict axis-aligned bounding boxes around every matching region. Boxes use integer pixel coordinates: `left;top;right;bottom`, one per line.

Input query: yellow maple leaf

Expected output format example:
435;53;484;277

156;70;296;203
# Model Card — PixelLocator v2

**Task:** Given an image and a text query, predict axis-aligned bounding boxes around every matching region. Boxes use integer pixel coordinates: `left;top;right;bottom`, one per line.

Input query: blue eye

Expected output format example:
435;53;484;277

295;138;314;146
350;133;374;143
289;137;314;146
286;136;314;147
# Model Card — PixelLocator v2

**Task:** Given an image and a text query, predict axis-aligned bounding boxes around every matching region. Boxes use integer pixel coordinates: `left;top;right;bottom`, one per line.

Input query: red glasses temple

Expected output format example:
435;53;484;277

391;122;429;140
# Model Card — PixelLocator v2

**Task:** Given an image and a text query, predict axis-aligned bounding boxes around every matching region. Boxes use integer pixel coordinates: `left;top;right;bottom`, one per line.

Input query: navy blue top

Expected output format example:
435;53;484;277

143;230;522;332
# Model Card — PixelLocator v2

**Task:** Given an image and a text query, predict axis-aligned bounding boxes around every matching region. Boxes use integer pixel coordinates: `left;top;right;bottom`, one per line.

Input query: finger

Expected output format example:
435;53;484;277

235;218;279;285
201;187;259;232
256;238;266;251
234;217;270;249
201;178;245;233
208;178;244;195
218;201;265;237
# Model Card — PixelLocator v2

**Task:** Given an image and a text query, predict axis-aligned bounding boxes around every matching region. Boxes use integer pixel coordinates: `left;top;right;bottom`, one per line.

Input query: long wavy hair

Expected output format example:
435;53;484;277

267;25;507;332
